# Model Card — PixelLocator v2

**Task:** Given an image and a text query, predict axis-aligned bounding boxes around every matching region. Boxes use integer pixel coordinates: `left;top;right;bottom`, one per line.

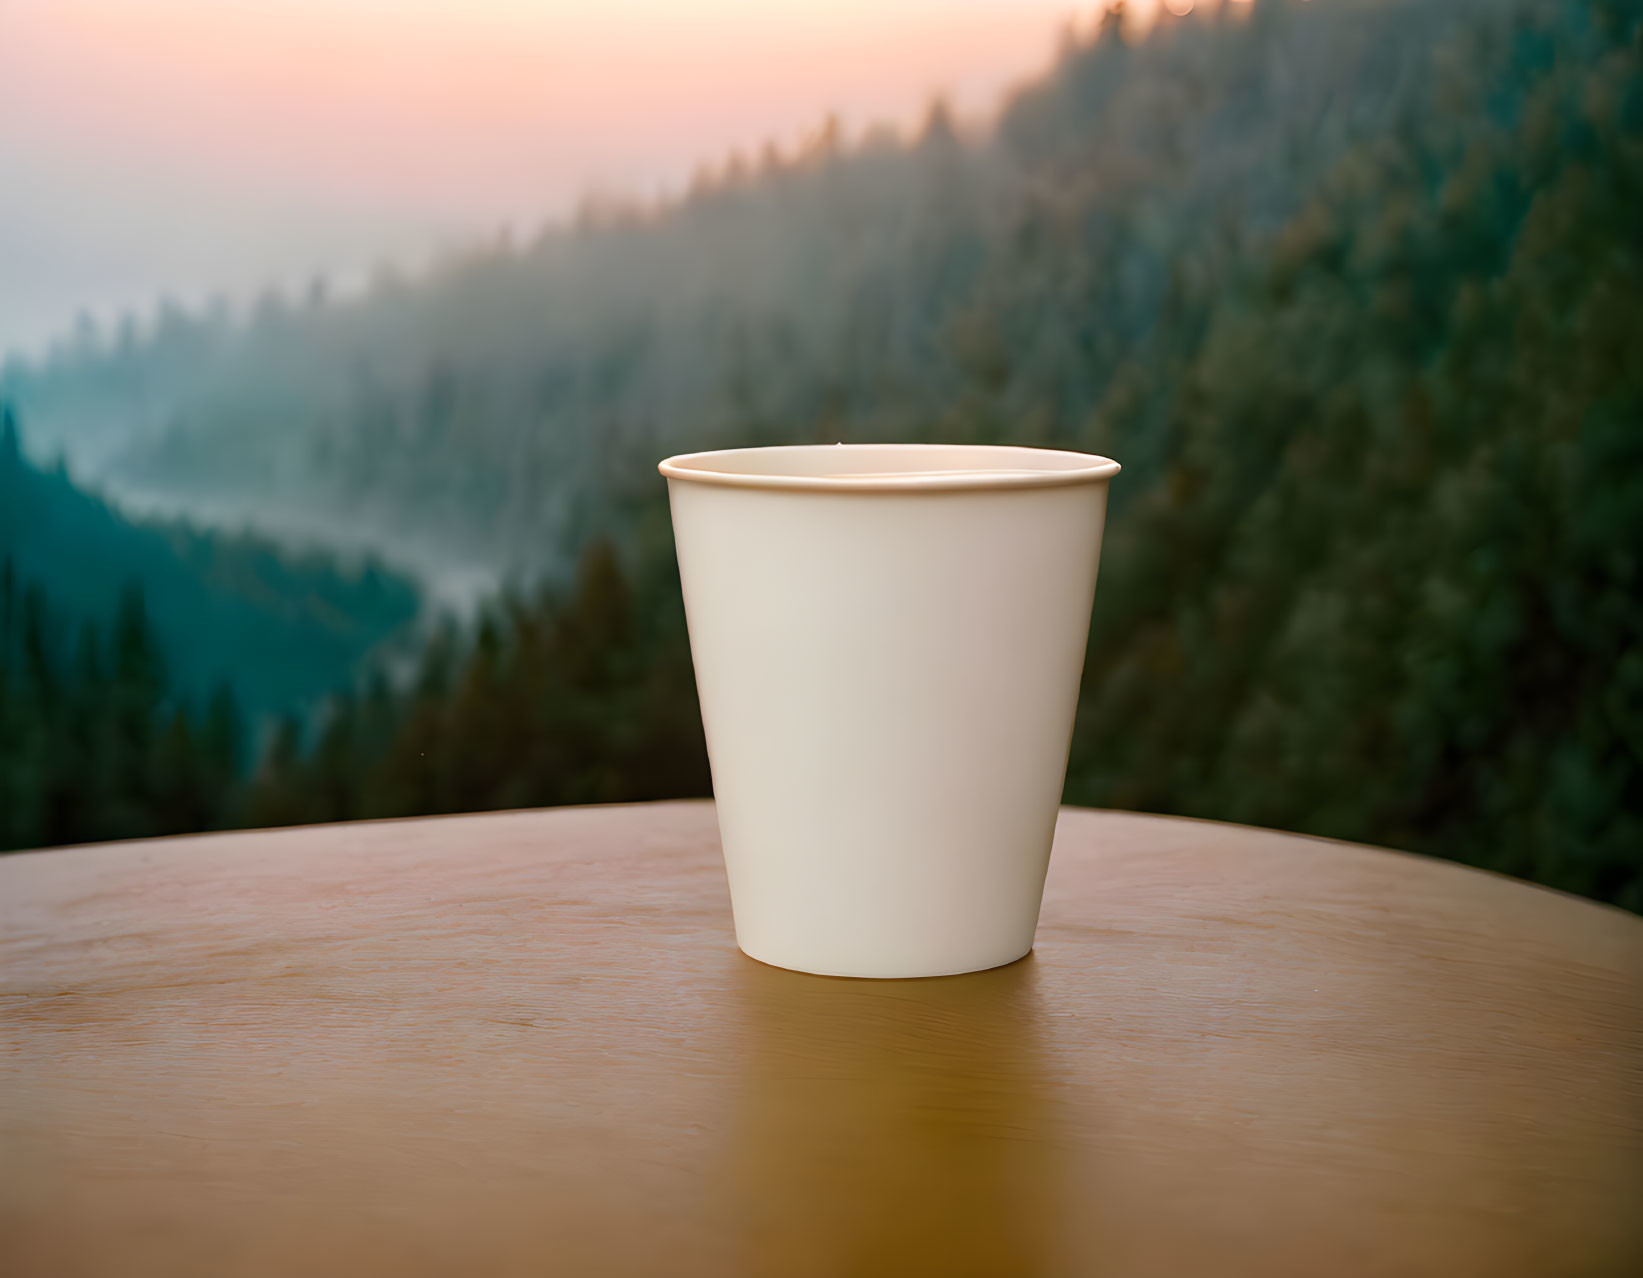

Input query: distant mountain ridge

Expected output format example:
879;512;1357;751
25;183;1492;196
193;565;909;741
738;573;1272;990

1;0;1505;579
0;404;420;724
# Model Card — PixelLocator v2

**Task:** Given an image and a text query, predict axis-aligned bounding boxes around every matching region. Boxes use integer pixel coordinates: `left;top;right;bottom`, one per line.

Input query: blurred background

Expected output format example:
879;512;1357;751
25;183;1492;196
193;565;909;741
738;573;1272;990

1;0;1638;909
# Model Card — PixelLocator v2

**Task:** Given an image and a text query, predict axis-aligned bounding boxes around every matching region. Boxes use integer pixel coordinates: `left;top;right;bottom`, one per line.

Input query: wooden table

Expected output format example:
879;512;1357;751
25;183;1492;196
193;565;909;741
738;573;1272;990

2;802;1640;1277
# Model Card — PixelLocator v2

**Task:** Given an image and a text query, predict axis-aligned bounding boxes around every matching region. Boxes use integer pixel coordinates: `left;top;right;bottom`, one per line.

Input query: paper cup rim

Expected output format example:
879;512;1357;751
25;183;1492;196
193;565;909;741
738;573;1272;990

659;443;1120;493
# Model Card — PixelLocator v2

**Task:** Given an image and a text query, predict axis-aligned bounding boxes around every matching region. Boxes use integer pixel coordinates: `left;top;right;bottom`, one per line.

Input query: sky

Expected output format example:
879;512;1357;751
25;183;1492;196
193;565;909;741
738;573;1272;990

0;0;1090;360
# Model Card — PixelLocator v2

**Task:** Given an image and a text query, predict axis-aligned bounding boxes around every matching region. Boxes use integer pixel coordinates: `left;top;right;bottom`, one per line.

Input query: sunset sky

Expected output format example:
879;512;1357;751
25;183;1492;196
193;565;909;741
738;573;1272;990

0;0;1102;357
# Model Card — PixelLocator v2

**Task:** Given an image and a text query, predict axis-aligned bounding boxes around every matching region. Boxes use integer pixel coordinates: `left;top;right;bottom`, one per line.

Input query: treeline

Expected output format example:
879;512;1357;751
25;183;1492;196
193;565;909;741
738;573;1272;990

0;538;707;851
0;566;241;848
1;404;420;723
246;536;707;827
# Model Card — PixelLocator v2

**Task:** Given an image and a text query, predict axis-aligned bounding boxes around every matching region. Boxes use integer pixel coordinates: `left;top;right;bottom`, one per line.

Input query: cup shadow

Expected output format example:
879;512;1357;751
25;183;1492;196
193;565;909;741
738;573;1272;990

724;952;1064;1278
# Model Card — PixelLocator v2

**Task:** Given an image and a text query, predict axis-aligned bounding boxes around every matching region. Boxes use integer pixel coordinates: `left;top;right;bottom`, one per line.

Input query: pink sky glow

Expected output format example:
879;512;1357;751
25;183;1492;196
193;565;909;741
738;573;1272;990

0;0;1109;355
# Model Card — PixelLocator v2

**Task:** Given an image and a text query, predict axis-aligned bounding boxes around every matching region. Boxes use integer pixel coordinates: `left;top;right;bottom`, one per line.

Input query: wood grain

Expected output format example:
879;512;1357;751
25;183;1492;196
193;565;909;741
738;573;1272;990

2;802;1640;1277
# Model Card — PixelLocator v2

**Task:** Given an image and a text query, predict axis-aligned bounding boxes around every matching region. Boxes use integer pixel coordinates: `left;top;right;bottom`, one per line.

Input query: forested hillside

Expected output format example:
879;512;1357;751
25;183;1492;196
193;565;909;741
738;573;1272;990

5;0;1514;578
1065;0;1643;906
0;533;702;851
3;0;1639;907
1;404;420;724
0;575;243;849
244;537;708;830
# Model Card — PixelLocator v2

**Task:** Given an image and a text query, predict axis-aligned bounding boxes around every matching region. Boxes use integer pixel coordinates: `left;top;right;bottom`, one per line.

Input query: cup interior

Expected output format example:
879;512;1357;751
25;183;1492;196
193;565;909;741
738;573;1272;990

659;444;1119;492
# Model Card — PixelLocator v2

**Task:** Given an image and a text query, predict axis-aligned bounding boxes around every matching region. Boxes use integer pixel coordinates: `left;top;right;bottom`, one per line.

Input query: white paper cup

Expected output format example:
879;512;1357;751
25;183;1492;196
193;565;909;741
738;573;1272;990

660;444;1119;978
